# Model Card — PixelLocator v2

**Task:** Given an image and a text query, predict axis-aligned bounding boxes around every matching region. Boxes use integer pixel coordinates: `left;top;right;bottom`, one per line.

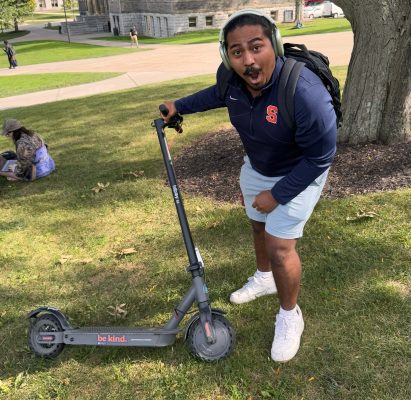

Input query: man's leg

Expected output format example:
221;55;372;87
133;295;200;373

251;220;270;272
265;235;300;309
266;234;304;362
230;219;277;304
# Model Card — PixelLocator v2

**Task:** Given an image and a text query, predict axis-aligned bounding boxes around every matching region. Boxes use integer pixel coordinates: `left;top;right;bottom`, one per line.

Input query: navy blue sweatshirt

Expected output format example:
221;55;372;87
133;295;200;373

175;57;337;204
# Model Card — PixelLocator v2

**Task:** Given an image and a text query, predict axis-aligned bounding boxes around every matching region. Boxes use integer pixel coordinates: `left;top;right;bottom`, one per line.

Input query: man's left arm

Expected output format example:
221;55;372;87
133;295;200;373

271;82;337;206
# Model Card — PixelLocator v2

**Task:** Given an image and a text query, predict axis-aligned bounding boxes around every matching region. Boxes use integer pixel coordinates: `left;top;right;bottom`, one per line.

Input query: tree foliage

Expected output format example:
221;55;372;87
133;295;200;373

62;0;77;11
0;0;36;32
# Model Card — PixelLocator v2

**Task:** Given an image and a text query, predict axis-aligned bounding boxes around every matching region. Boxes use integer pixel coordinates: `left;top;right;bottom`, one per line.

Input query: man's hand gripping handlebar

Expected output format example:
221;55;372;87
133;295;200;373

159;103;183;133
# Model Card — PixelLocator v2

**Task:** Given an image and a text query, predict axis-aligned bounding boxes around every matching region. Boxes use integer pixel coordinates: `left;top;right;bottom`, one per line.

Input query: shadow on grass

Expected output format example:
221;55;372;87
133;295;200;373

0;30;30;41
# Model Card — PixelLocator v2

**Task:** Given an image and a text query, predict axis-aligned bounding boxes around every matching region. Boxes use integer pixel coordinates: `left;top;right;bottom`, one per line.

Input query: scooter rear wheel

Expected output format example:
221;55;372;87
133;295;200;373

28;314;65;358
187;313;235;362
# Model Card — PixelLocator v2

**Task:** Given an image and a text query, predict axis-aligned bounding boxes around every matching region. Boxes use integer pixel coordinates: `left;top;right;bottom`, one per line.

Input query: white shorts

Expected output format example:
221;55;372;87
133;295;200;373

239;156;329;239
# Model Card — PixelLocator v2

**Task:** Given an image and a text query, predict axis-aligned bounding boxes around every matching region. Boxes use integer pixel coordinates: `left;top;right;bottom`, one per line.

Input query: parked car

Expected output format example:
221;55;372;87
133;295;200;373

304;0;323;6
303;4;324;19
322;1;345;18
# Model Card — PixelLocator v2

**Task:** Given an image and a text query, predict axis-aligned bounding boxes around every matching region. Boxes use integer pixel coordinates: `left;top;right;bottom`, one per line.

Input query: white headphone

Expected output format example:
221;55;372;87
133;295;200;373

219;8;284;70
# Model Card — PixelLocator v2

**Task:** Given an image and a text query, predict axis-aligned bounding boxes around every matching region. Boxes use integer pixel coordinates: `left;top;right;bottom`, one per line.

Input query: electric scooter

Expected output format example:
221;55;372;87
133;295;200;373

27;106;235;362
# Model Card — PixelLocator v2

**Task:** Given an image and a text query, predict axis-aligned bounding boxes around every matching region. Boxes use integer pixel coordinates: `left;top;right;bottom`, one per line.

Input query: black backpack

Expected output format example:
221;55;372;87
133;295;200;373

216;42;342;129
278;43;342;129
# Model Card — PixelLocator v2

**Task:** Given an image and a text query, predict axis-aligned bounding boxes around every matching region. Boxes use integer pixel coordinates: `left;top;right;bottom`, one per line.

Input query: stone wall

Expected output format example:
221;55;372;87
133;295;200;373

135;4;295;37
119;0;292;14
76;0;295;37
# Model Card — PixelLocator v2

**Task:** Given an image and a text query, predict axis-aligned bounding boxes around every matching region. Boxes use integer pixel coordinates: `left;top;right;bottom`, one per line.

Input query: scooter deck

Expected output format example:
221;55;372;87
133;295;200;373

52;326;181;347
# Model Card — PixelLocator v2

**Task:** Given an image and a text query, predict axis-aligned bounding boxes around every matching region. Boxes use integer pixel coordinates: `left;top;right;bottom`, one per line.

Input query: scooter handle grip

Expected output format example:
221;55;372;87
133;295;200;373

159;104;169;117
159;104;183;134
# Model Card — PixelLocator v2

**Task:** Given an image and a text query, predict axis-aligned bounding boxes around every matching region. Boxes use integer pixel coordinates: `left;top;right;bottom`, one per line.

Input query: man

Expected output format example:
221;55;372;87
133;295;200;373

3;41;17;69
129;26;139;48
161;9;336;362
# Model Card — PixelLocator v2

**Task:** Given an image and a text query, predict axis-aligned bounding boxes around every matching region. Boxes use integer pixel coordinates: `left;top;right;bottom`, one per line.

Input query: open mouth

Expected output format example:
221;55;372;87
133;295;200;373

244;67;262;85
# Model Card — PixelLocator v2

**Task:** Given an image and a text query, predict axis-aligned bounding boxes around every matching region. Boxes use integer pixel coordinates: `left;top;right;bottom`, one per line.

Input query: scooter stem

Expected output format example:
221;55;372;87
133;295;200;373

153;118;198;268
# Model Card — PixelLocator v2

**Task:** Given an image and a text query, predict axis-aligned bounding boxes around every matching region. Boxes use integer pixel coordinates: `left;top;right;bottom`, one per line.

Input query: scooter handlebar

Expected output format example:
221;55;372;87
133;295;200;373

159;104;183;134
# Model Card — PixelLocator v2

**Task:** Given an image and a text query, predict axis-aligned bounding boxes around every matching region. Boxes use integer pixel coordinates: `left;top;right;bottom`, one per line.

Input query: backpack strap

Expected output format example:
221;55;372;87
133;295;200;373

277;58;305;130
216;62;234;101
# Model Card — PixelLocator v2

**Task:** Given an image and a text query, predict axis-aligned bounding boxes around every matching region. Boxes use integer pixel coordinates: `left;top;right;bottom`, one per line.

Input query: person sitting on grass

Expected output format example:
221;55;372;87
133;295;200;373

0;119;55;182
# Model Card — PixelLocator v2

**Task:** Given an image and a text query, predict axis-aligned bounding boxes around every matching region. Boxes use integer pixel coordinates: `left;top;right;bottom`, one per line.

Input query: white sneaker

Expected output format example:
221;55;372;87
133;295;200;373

271;305;304;362
230;271;277;305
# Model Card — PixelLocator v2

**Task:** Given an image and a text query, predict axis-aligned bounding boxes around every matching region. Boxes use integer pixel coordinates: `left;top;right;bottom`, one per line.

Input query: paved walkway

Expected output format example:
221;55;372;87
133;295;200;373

0;24;353;110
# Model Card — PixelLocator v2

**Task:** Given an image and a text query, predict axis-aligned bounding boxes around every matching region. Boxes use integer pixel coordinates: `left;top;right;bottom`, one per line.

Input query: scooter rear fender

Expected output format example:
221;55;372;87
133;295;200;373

27;306;73;330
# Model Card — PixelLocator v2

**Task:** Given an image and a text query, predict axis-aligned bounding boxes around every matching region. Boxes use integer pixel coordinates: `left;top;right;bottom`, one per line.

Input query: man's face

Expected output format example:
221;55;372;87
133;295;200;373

226;24;276;96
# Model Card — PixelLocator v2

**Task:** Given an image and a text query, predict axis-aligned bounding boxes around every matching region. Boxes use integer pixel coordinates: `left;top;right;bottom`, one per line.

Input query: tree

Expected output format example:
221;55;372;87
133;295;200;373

334;0;410;144
295;0;304;28
0;0;36;32
0;0;15;32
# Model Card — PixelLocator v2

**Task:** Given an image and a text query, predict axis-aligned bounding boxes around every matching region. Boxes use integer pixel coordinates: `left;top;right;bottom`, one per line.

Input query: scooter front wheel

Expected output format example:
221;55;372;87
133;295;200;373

187;313;235;362
28;313;65;358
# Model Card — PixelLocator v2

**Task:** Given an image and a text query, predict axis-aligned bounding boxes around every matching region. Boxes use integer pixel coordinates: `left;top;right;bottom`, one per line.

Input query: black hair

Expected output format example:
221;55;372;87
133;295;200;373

223;14;273;48
11;127;34;143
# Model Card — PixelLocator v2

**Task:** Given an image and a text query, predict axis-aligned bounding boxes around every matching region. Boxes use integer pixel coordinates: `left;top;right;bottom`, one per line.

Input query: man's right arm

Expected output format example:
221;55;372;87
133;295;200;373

162;84;226;122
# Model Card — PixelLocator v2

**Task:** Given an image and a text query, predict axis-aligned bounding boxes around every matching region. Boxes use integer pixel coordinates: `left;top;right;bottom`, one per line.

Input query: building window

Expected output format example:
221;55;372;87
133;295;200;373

188;17;197;27
51;0;59;7
163;17;169;37
270;11;279;21
157;16;161;36
283;10;294;22
150;16;154;34
206;16;213;26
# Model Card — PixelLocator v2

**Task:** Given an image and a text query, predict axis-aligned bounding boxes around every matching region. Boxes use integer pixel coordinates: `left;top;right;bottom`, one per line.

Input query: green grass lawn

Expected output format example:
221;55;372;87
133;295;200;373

0;73;121;98
96;18;351;45
0;74;409;400
24;13;67;24
0;40;144;69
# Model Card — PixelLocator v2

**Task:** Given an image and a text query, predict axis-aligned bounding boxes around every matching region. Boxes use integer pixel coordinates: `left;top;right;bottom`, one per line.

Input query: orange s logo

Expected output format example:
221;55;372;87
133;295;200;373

266;105;278;124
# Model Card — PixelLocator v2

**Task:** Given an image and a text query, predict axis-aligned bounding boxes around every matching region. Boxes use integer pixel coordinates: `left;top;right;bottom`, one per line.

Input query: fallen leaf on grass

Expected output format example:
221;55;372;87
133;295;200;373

125;170;145;178
56;256;93;265
107;303;128;319
57;255;73;265
346;210;378;222
113;247;138;257
14;372;26;390
78;258;93;264
91;182;110;193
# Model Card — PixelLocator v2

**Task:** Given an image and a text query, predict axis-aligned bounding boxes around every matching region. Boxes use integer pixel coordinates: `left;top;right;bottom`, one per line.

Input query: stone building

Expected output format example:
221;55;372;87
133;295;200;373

36;0;63;11
64;0;295;36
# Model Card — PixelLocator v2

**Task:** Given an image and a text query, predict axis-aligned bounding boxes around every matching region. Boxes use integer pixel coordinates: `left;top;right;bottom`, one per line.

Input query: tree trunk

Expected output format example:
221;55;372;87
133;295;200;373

334;0;411;144
295;0;304;27
14;19;19;32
